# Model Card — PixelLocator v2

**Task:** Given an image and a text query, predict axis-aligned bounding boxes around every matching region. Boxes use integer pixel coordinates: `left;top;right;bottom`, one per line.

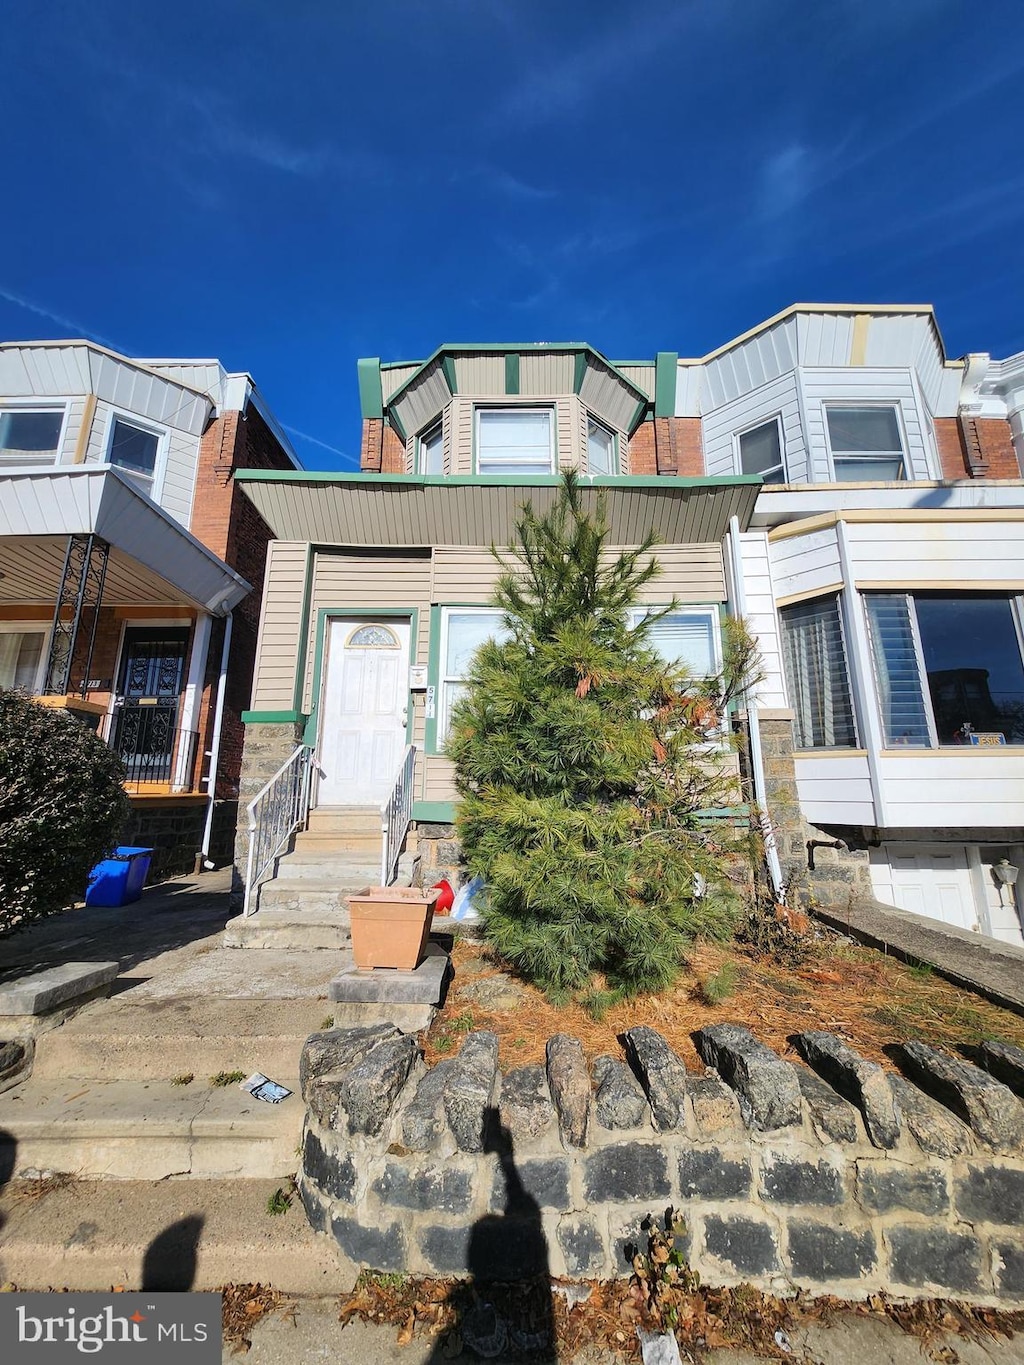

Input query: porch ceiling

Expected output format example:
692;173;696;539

0;467;251;614
236;474;762;547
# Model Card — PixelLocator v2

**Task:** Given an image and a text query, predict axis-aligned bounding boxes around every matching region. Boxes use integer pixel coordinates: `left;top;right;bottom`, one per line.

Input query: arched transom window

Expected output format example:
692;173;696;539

347;624;400;648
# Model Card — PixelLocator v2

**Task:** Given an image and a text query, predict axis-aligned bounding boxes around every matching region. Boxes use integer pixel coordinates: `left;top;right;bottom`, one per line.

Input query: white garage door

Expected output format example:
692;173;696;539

870;843;978;932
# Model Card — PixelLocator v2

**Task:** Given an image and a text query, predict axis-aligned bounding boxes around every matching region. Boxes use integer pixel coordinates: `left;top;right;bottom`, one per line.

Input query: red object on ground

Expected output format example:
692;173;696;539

430;879;455;913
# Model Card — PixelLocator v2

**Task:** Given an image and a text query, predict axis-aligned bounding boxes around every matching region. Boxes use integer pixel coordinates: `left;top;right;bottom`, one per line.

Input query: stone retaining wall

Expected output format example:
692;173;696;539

298;1022;1024;1304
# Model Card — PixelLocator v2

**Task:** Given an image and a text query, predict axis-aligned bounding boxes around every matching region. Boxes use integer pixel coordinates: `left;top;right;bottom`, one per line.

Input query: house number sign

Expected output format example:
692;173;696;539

425;685;436;719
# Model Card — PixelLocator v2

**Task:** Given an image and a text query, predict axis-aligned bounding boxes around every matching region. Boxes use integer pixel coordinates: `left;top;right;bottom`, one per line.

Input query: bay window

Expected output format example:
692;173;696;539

780;594;858;749
438;607;510;743
476;408;553;475
866;592;1024;746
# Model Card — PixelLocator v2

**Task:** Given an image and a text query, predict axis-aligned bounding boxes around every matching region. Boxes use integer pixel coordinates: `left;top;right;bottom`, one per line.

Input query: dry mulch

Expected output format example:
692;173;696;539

423;928;1024;1073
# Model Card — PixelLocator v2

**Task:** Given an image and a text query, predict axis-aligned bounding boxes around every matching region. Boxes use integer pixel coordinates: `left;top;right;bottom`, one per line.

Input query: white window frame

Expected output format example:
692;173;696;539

104;410;168;501
0;620;50;692
438;606;509;745
824;402;908;483
474;406;555;476
627;604;723;676
586;415;618;476
0;402;69;469
734;414;787;483
417;420;444;476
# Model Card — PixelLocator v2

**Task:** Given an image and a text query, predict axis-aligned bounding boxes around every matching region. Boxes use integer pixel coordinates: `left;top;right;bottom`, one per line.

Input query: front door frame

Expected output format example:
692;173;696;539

306;606;418;806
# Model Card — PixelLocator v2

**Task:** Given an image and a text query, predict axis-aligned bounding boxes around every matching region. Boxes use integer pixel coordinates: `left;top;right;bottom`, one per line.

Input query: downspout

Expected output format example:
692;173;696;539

727;516;785;899
200;611;233;869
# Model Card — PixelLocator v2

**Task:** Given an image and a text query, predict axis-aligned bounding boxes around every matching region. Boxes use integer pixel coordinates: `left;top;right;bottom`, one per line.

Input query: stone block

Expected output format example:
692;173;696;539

887;1226;982;1293
796;1066;860;1144
491;1157;570;1213
335;1034;420;1137
401;1057;458;1152
0;962;119;1015
695;1024;801;1131
300;1024;399;1101
623;1026;688;1131
994;1241;1024;1296
788;1220;876;1281
795;1032;901;1150
679;1148;750;1201
546;1035;591;1149
978;1040;1024;1096
584;1143;671;1203
955;1165;1024;1225
302;1127;357;1203
900;1041;1022;1150
332;1215;406;1273
703;1214;779;1276
857;1163;948;1216
435;839;462;865
593;1055;649;1130
444;1031;499;1152
890;1076;973;1157
499;1065;555;1143
557;1218;606;1277
328;946;450;1007
372;1162;473;1215
689;1075;742;1138
761;1155;843;1206
419;1217;549;1280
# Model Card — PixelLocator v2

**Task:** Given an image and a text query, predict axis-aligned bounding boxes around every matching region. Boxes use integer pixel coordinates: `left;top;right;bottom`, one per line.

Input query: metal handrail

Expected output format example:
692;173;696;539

381;744;416;886
243;744;314;915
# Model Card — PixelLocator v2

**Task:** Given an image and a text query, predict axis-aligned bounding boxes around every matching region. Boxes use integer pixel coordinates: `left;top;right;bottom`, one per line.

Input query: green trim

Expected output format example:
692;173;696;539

654;352;679;419
425;604;442;755
356;358;383;420
413;800;456;824
573;351;588;394
305;606;420;751
440;355;458;396
236;468;762;490
504;353;519;395
387;410;407;444
630;399;650;432
292;543;314;714
241;709;305;724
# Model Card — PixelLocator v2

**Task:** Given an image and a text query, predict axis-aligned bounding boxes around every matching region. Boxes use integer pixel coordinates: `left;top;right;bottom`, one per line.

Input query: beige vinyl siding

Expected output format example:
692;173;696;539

450;399;474;474
449;395;593;474
381;364;419;404
250;541;309;711
453;353;505;395
578;364;639;435
391;361;451;439
557;397;576;470
615;364;655;398
518;352;575;394
424;755;458;803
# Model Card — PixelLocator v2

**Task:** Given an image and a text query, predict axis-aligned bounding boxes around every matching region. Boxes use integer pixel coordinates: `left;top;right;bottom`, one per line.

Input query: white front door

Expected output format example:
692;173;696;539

870;843;978;932
317;618;410;805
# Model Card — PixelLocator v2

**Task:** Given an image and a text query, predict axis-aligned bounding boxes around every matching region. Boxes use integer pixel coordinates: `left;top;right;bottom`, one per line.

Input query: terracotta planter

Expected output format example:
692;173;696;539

347;886;440;971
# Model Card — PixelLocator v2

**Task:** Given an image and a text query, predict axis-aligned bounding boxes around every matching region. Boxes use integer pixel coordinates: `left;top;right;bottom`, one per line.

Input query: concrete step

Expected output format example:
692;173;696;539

31;997;331;1082
223;910;353;950
306;806;381;835
0;1076;302;1180
0;1177;341;1292
272;858;383;885
292;830;382;854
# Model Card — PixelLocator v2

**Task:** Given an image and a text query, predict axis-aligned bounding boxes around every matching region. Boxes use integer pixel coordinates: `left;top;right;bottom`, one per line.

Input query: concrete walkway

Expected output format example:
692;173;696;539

814;897;1024;1015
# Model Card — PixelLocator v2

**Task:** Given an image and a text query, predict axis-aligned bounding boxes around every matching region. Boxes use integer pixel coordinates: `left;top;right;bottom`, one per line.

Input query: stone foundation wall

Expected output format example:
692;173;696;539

123;801;206;879
232;721;304;898
297;1022;1024;1304
413;822;465;890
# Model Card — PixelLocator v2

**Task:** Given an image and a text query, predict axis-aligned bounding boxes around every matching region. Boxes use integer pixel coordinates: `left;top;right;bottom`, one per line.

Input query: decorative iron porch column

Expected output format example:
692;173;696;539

42;533;110;696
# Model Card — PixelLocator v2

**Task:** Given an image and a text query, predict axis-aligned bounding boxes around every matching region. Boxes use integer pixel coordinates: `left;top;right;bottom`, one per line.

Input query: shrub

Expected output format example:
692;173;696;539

447;474;760;999
0;690;130;934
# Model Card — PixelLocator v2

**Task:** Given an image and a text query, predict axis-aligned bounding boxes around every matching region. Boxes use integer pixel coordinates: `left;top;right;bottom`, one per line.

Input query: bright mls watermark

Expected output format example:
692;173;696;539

0;1293;221;1361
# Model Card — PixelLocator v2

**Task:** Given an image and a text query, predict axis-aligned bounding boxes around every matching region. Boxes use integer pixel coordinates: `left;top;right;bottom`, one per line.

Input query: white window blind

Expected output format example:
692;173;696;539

864;594;931;746
780;595;858;748
477;409;553;474
643;611;718;676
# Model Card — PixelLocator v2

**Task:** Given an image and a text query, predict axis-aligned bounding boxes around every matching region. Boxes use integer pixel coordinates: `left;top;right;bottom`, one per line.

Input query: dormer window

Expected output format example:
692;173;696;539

587;417;617;475
826;406;905;481
109;417;160;494
0;408;64;467
476;408;554;475
418;422;444;475
738;418;786;484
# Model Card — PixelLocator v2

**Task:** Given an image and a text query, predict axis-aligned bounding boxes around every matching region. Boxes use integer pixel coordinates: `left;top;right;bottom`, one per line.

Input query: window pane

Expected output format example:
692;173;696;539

827;407;902;452
865;595;931;746
780;596;857;748
0;411;62;462
444;611;507;676
644;612;717;675
478;410;552;471
915;595;1024;744
587;419;615;475
0;631;45;690
110;420;158;480
739;420;782;477
420;425;443;475
833;456;904;482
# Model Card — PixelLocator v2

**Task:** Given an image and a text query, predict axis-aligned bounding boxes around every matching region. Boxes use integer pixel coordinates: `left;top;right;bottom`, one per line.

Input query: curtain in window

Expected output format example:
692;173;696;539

864;594;931;746
0;631;44;691
780;596;857;748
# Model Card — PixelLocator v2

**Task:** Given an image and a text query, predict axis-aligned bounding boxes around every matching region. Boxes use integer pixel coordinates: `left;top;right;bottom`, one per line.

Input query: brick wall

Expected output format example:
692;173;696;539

361;419;407;473
627;418;704;477
934;419;969;480
962;417;1022;479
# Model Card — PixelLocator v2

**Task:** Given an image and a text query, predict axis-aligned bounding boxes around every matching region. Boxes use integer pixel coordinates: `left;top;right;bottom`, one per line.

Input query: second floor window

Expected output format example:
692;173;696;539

476;408;553;475
738;418;786;483
0;409;64;466
109;418;160;493
826;406;905;481
587;417;616;475
418;422;443;475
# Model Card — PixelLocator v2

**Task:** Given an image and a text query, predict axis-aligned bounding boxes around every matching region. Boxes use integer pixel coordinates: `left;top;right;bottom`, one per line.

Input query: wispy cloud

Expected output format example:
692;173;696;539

282;424;356;466
756;144;813;221
462;164;557;202
0;286;120;348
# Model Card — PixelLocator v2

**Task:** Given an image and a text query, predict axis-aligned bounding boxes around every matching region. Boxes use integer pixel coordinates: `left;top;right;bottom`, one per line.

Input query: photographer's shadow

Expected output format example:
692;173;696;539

430;1107;556;1360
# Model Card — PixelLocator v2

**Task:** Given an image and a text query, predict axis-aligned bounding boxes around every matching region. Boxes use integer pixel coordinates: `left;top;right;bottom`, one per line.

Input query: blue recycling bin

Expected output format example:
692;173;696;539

85;846;154;907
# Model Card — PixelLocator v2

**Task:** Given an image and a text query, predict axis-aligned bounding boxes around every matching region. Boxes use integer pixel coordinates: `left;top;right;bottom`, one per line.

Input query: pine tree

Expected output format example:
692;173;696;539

446;473;759;1001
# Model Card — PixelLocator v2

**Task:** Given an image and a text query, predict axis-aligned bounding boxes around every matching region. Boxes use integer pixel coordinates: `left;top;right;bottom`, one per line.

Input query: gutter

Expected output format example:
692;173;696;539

728;516;785;899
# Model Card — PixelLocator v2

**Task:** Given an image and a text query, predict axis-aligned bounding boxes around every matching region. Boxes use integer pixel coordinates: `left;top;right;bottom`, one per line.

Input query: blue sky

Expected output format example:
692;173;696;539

3;0;1023;469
